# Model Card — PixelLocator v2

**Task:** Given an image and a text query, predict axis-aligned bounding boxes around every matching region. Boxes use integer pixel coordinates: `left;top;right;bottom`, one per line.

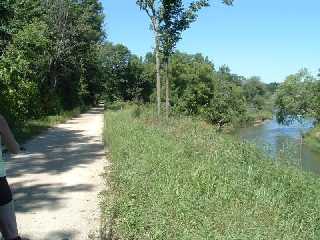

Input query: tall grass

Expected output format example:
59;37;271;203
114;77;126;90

304;125;320;152
103;105;320;240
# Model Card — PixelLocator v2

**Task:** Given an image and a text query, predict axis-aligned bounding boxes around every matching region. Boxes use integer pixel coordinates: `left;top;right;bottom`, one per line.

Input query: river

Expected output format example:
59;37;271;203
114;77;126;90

236;118;320;175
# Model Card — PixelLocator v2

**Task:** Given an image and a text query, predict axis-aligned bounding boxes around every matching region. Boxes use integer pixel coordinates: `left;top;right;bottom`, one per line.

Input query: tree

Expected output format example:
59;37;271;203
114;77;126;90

136;0;162;116
266;82;279;94
160;0;211;118
99;43;152;102
169;51;248;127
243;76;267;110
275;69;318;124
137;0;234;117
43;0;105;109
0;0;105;124
0;0;14;55
0;21;49;122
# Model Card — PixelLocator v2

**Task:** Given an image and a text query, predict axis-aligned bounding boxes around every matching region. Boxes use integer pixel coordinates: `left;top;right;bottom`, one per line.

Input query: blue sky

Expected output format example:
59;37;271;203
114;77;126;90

101;0;320;83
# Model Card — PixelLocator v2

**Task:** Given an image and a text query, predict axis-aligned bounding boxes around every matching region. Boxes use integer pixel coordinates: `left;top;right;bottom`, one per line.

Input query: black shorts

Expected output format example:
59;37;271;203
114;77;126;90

0;177;12;206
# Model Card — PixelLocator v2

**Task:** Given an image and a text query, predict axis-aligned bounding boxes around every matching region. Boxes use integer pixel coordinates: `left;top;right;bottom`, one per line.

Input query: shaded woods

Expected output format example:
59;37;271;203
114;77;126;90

0;0;104;125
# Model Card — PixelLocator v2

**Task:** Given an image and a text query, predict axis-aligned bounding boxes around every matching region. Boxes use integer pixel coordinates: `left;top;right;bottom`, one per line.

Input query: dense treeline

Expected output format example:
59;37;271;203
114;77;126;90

0;0;104;125
102;43;275;127
1;0;276;129
98;43;153;103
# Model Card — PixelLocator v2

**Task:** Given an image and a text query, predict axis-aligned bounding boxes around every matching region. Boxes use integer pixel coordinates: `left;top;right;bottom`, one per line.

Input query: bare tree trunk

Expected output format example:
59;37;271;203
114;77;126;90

153;18;161;117
165;59;170;119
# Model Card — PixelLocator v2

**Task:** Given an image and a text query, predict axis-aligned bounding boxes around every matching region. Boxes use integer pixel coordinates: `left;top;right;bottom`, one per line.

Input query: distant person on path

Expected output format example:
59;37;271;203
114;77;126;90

0;115;27;240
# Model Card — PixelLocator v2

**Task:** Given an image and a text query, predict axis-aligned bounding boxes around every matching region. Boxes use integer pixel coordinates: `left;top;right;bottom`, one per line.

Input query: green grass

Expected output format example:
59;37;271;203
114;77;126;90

103;105;320;240
304;124;320;151
13;106;89;143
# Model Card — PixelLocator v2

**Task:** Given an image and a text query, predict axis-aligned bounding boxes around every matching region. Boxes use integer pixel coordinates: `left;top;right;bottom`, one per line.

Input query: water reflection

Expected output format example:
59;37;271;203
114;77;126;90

236;118;320;175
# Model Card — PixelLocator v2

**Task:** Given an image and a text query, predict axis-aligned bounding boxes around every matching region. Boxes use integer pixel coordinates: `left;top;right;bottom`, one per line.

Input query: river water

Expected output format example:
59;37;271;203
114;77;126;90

236;118;320;175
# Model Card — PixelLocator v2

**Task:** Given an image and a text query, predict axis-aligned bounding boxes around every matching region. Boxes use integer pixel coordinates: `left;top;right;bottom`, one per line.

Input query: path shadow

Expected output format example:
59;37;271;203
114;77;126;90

7;127;104;178
11;180;93;213
4;107;105;214
22;230;79;240
84;107;104;115
43;230;79;240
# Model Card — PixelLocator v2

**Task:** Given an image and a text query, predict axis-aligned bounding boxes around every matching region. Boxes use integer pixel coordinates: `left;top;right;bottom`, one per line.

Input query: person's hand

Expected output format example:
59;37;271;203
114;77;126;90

0;115;20;154
2;147;25;154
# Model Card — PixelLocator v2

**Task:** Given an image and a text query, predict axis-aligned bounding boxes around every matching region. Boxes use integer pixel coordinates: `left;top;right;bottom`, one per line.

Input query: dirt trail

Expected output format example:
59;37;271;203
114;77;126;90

6;106;106;240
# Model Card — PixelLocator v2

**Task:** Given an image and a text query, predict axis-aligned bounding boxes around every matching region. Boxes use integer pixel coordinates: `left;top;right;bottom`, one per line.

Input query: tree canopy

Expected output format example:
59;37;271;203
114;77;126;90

0;0;104;124
275;69;320;124
136;0;234;117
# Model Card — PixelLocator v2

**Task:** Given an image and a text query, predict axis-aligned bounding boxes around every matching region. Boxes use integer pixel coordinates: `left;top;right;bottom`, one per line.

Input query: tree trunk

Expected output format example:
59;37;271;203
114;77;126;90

165;59;170;119
153;18;161;117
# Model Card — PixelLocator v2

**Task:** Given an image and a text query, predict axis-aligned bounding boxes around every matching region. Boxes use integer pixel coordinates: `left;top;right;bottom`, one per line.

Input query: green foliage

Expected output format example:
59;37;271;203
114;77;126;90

100;42;272;128
168;52;248;126
311;80;320;122
266;82;279;94
0;0;104;125
0;0;14;55
243;77;268;110
100;48;272;127
160;0;210;59
0;21;49;122
104;106;320;240
158;0;234;59
204;80;247;126
136;0;234;117
99;43;153;103
275;69;319;124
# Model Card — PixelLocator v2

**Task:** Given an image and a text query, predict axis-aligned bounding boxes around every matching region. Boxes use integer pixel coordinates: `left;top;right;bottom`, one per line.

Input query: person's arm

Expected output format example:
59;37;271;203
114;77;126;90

0;115;20;154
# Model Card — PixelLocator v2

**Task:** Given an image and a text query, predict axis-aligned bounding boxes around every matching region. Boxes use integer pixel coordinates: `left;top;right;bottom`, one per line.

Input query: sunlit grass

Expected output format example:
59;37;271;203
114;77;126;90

103;105;320;240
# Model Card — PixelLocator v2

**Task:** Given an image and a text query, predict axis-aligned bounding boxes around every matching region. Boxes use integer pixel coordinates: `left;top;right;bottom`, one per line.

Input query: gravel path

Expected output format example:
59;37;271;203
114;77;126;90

6;106;106;240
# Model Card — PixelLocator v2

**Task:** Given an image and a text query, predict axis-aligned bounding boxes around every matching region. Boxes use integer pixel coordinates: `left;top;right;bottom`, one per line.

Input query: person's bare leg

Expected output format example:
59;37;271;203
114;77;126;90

0;201;19;240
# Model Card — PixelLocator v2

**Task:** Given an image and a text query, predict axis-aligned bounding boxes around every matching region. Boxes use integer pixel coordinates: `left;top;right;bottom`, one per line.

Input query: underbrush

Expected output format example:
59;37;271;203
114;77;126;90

103;105;320;240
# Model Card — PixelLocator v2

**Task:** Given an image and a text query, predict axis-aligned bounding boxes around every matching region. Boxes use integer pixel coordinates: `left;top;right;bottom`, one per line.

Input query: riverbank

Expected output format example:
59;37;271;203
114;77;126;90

248;109;273;126
103;105;320;239
304;124;320;151
223;109;272;133
235;117;320;175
